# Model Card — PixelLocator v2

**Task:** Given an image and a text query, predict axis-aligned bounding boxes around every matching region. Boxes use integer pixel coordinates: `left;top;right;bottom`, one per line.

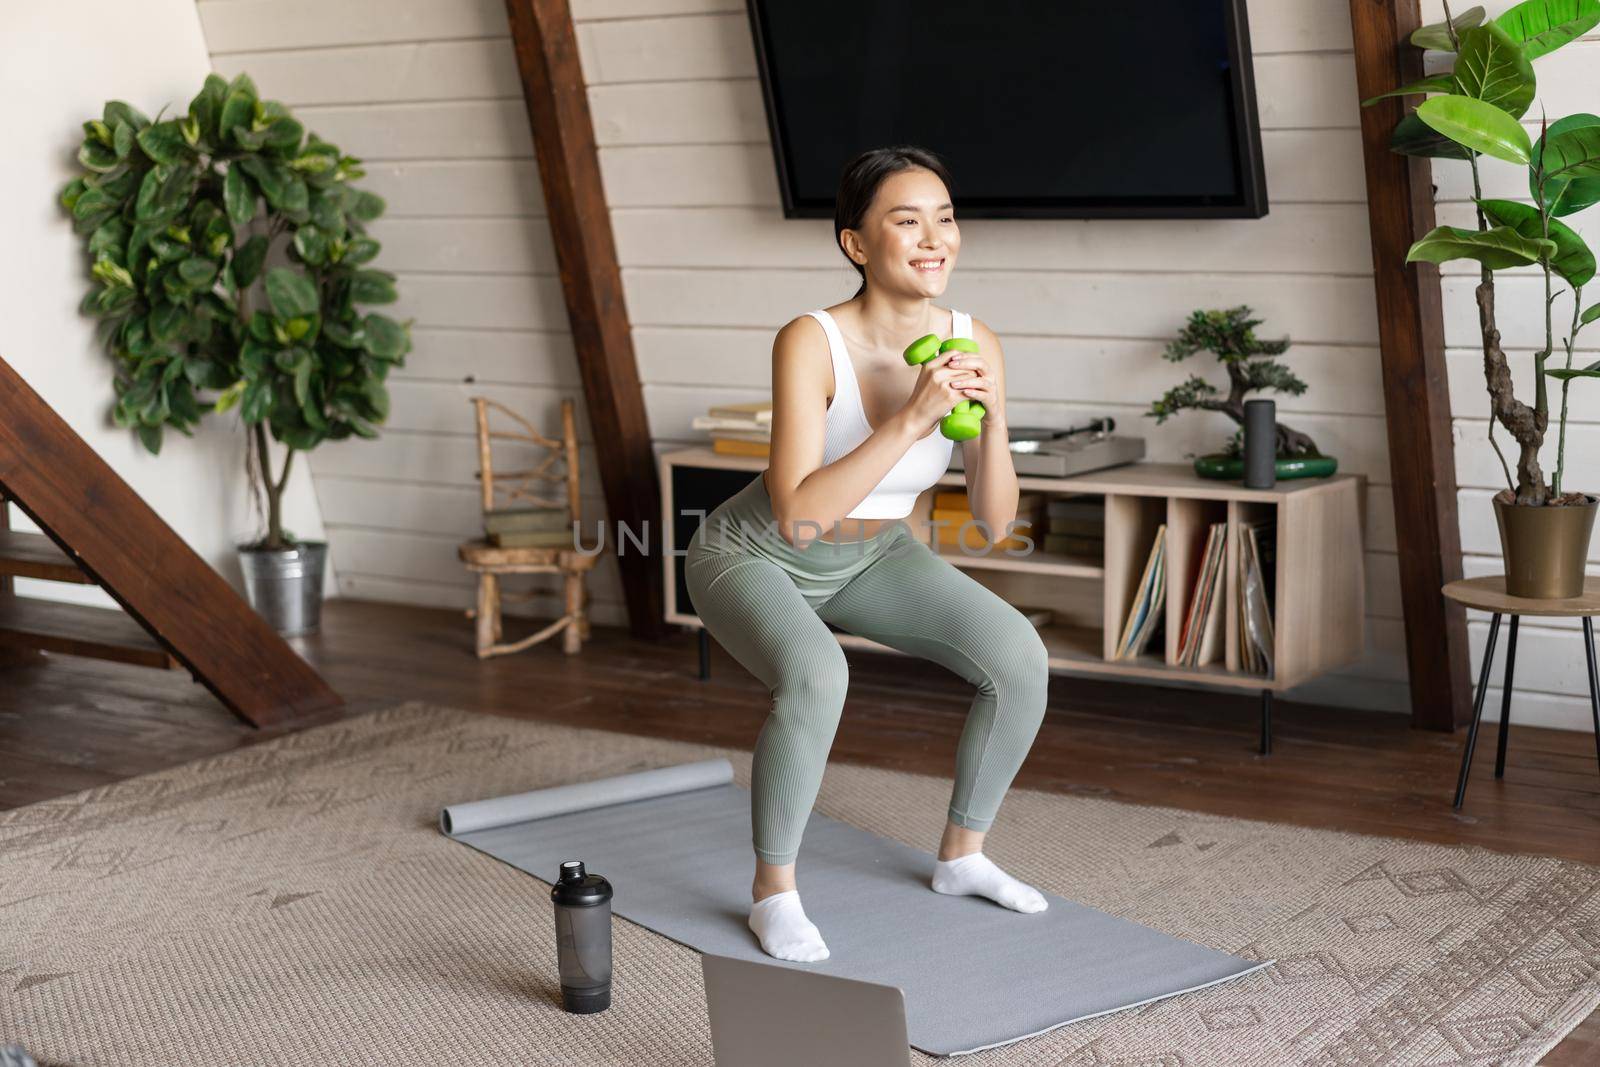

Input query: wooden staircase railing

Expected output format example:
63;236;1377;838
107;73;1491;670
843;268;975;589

0;492;38;671
0;355;341;727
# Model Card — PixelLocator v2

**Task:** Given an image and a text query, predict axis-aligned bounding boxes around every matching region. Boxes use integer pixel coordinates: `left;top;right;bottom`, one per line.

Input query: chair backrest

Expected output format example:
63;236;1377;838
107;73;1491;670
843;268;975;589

470;396;581;523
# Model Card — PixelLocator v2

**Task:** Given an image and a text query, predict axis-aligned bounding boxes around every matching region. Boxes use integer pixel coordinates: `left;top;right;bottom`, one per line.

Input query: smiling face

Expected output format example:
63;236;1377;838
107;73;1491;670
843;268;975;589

840;167;960;299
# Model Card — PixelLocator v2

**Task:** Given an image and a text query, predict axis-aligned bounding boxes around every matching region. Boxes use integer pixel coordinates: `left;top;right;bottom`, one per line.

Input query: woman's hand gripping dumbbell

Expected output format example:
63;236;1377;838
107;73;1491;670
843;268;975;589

902;334;985;441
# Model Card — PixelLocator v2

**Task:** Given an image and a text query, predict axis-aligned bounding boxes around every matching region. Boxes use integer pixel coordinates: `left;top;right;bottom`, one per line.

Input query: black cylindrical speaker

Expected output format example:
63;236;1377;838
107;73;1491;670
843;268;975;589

1243;399;1276;488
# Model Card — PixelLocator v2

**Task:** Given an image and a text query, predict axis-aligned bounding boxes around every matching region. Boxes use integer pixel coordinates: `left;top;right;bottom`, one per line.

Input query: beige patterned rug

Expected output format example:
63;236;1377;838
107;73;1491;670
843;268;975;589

1;702;1597;1066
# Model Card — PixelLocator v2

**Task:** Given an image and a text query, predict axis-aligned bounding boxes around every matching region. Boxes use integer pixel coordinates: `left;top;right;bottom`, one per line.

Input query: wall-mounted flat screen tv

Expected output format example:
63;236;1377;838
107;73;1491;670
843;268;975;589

745;0;1268;219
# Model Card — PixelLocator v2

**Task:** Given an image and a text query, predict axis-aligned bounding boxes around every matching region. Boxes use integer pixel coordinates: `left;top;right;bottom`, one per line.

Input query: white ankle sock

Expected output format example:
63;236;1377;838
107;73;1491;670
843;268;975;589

931;851;1048;913
748;889;830;962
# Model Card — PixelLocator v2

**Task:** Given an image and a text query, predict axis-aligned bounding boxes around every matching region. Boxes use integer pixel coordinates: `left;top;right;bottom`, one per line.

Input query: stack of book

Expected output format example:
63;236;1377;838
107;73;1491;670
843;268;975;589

1115;525;1167;660
1042;496;1104;559
692;401;772;457
931;490;1044;553
484;505;571;549
1238;521;1277;675
1175;523;1227;667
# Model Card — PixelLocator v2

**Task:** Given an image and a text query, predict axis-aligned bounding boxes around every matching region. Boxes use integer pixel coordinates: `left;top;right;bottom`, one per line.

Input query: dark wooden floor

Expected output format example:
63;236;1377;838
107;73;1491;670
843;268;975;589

3;598;1597;1062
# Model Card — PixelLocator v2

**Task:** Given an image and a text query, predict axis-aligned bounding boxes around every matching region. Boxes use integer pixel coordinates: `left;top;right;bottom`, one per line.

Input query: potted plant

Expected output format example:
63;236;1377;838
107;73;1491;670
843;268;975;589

61;72;412;633
1362;0;1599;598
1147;306;1338;480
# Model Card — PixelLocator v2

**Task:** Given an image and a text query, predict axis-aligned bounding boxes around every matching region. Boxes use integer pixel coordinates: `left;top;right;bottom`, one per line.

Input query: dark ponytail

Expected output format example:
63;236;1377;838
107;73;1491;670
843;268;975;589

833;145;953;299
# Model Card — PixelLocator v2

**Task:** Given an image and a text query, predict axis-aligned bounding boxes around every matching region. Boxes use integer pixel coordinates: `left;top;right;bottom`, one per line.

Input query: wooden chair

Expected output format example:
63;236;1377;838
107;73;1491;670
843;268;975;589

458;396;597;658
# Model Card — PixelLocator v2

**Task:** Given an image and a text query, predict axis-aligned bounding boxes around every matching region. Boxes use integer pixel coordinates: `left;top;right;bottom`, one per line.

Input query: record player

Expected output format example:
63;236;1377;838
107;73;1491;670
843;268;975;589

946;418;1145;477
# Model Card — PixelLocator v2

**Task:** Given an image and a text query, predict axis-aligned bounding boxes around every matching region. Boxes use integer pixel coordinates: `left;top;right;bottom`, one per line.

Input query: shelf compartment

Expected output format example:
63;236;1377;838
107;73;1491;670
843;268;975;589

1038;623;1104;665
1102;494;1167;661
1036;491;1105;565
1227;500;1278;680
958;564;1103;636
1164;497;1230;668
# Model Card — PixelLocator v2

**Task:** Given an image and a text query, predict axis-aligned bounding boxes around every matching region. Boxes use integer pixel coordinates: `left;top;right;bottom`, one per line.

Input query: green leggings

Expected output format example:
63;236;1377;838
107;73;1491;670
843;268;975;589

684;472;1050;866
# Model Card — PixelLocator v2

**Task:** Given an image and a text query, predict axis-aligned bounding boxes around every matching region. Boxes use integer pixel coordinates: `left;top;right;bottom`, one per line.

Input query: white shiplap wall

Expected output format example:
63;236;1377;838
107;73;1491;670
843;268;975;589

194;0;1597;729
4;0;333;612
576;0;1409;713
195;0;628;627
1421;1;1600;732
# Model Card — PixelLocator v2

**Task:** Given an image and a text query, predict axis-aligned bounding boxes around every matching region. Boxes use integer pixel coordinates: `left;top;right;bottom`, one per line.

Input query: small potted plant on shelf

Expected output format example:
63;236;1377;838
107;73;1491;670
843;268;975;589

1146;306;1337;480
1361;0;1599;598
61;72;412;634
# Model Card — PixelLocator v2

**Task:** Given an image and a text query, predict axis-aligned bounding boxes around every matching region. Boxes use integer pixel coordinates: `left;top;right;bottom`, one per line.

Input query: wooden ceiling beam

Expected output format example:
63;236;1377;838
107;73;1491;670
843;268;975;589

1348;0;1473;730
502;0;667;639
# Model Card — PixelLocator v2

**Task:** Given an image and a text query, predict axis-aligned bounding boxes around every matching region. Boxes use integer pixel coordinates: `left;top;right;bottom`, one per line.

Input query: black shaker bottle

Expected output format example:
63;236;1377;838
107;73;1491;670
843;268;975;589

551;859;613;1013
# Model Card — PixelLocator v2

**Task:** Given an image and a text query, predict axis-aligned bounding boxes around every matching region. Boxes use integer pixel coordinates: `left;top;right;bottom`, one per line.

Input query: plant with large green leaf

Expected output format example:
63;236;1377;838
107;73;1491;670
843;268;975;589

1363;0;1600;506
59;72;412;551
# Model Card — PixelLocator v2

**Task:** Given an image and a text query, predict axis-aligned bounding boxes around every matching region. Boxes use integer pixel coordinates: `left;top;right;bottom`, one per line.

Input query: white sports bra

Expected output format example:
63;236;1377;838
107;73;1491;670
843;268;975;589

806;307;970;519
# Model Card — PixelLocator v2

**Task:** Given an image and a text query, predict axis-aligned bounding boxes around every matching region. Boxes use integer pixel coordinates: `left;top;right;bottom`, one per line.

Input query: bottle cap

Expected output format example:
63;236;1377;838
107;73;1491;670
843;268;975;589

551;859;613;906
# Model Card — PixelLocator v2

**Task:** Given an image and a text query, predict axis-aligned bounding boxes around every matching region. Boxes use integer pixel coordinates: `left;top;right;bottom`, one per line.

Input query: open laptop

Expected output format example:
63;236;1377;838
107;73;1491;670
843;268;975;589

701;953;911;1067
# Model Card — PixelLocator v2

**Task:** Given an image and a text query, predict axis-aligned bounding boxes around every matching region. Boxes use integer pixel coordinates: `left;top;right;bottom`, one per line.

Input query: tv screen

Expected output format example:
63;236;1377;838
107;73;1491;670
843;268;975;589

746;0;1268;219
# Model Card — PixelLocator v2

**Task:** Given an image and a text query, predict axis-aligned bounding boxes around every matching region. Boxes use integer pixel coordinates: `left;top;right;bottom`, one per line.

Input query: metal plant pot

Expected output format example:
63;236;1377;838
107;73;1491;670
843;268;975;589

1493;495;1597;599
238;540;328;636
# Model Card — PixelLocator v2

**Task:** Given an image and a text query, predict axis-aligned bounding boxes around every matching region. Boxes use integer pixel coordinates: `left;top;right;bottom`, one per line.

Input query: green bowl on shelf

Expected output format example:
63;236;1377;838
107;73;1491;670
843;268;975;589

1193;453;1338;481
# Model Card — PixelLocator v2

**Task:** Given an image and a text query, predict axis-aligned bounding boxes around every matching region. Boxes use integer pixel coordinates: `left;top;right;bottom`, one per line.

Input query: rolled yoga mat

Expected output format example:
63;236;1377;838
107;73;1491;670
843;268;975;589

441;759;1270;1057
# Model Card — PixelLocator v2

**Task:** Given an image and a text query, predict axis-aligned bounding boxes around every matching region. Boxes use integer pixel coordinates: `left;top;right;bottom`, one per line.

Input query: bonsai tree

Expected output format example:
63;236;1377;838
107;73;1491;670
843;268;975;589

60;72;412;550
1362;0;1600;505
1147;306;1322;458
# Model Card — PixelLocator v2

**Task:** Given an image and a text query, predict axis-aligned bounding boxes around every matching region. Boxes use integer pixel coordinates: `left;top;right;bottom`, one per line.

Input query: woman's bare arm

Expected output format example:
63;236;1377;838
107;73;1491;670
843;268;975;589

765;316;960;545
958;318;1019;537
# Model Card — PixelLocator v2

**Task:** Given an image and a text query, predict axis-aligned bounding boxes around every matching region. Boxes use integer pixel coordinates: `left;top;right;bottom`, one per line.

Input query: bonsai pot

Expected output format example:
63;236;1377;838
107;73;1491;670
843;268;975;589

238;540;328;636
1494;495;1597;600
1194;453;1338;481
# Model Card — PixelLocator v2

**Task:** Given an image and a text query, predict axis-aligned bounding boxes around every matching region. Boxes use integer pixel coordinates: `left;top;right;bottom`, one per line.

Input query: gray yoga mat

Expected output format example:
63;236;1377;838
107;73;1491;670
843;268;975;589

441;758;1270;1057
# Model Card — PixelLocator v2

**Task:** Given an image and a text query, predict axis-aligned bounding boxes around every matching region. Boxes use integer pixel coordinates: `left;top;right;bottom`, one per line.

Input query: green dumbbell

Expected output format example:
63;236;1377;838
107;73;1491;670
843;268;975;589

902;334;985;441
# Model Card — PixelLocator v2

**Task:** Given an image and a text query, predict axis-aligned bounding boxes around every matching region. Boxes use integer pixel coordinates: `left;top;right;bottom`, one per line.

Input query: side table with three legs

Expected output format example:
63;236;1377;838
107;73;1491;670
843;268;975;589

1444;576;1600;809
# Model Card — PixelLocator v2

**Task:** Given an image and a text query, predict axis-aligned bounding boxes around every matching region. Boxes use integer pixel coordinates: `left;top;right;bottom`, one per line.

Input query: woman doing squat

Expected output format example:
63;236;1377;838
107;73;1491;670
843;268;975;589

683;146;1051;963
